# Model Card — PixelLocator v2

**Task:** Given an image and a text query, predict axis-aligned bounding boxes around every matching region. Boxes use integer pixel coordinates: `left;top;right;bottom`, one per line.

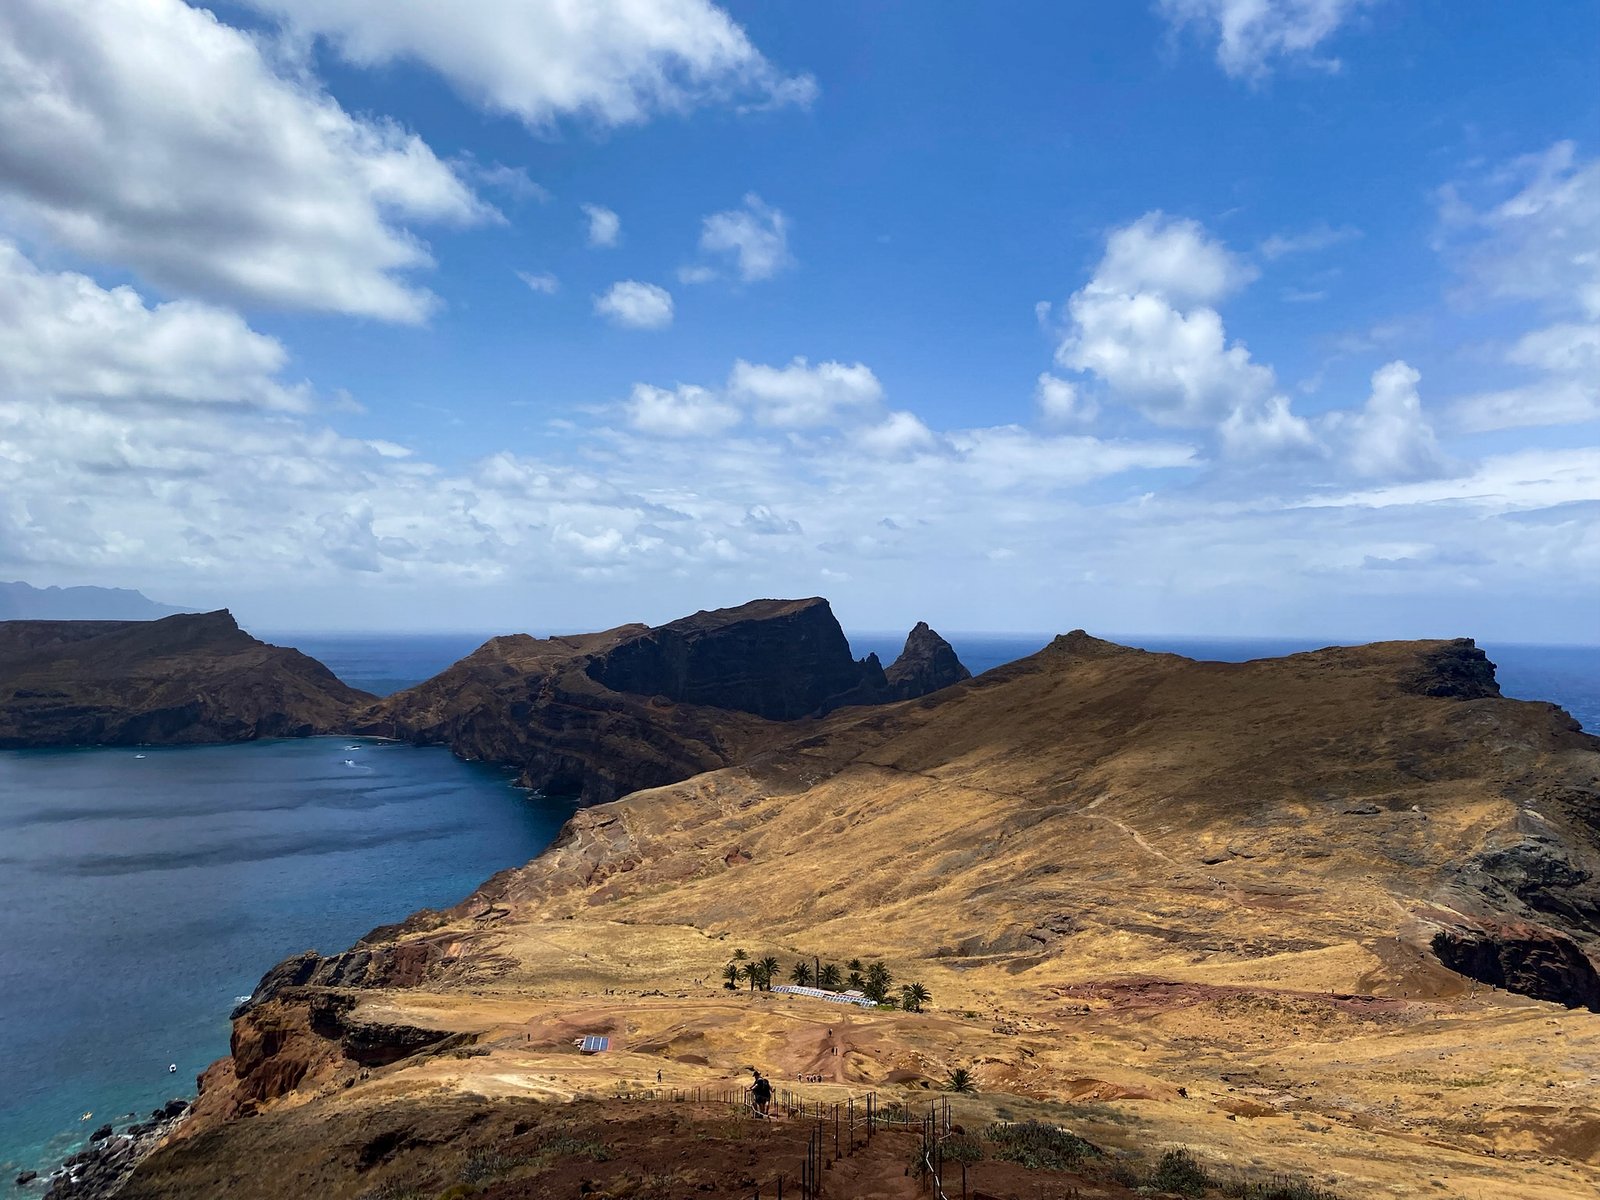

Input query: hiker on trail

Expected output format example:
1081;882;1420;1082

750;1070;773;1116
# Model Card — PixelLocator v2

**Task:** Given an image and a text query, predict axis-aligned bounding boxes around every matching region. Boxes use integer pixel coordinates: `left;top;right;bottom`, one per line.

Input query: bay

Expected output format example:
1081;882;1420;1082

0;739;574;1194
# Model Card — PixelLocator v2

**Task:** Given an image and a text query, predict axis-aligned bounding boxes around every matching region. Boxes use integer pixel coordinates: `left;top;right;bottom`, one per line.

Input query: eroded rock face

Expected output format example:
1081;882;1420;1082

1402;638;1502;700
357;598;968;804
1431;918;1600;1011
0;611;372;747
885;621;972;700
585;598;877;719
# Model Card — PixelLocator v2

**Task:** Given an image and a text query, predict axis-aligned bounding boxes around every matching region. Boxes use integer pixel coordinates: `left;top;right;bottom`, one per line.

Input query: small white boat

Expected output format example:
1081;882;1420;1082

343;759;356;767
168;1064;177;1073
133;754;147;760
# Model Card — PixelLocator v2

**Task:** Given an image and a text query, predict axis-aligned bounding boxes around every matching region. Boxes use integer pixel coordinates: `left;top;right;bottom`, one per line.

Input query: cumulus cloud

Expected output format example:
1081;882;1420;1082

1054;213;1290;440
1159;0;1374;79
3;291;1590;640
582;203;622;248
625;383;740;436
1035;373;1097;424
240;0;817;129
1092;212;1258;305
729;358;883;427
0;241;307;412
857;411;937;458
1324;361;1448;479
696;193;793;282
0;0;489;322
595;281;674;329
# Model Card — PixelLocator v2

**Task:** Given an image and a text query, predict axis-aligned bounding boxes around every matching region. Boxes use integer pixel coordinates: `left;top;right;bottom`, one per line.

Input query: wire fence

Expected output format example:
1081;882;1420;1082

599;1083;992;1199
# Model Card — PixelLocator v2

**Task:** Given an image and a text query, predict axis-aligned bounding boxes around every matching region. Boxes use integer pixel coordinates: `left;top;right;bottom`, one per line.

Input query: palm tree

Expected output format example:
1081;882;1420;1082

846;969;865;990
741;962;761;992
944;1067;976;1094
732;948;748;961
817;962;842;990
758;956;780;991
863;961;893;1003
848;958;864;973
901;982;931;1013
790;960;814;987
723;963;740;989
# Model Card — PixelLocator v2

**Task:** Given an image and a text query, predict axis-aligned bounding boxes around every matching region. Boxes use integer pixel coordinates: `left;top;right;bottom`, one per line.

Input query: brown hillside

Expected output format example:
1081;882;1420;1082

0;610;373;746
135;632;1600;1199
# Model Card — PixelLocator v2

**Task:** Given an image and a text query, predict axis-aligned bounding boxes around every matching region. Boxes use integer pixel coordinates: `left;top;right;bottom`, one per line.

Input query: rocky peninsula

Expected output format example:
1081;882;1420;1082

355;597;971;804
0;610;373;747
95;624;1600;1199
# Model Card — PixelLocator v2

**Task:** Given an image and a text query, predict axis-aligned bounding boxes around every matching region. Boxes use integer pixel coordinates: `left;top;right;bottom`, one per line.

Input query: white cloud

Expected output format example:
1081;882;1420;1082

857;411;936;458
582;203;622;248
1159;0;1374;79
729;358;883;427
1451;378;1600;434
595;280;674;329
241;0;817;129
1507;322;1600;375
1092;212;1258;305
1035;373;1097;424
1220;395;1318;459
697;193;792;282
625;382;740;436
1056;268;1277;427
0;0;488;322
1049;213;1288;436
1324;360;1449;479
1439;143;1600;432
517;270;559;295
0;240;307;412
1440;141;1600;320
946;427;1198;488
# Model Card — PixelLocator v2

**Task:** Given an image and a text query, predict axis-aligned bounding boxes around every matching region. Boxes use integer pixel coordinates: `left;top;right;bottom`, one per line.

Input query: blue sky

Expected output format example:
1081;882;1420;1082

0;0;1595;639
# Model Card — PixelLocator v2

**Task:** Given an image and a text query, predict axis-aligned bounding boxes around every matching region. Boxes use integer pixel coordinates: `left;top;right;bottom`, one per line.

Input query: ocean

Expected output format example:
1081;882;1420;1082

0;740;573;1194
2;629;1595;1192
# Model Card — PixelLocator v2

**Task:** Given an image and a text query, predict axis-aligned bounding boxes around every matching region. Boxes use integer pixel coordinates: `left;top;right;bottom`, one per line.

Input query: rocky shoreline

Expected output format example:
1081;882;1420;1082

26;1099;190;1200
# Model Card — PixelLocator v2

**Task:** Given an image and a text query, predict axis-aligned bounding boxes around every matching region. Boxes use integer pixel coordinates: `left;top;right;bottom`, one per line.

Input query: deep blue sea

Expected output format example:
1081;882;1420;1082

1;629;1594;1192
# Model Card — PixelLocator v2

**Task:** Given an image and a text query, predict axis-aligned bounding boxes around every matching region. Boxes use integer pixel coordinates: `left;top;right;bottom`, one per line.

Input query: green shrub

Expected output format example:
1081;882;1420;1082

983;1120;1099;1170
1150;1148;1213;1197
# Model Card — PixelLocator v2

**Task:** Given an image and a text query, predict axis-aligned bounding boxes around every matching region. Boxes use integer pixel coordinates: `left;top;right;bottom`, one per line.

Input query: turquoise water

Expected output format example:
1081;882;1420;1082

0;739;576;1194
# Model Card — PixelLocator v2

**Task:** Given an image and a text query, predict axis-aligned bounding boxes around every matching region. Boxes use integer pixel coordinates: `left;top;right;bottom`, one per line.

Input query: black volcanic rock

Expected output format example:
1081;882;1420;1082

0;611;372;747
885;621;972;700
1402;638;1501;700
585;598;876;719
1431;918;1600;1011
358;598;962;805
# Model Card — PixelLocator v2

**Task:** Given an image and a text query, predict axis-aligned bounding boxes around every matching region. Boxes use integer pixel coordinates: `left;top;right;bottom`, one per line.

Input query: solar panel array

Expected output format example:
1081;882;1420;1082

579;1035;610;1052
770;985;878;1007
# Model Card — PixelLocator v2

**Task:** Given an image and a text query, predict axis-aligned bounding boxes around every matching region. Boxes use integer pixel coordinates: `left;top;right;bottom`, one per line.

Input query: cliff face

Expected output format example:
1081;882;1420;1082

0;610;372;747
357;597;968;804
584;597;875;719
885;620;973;699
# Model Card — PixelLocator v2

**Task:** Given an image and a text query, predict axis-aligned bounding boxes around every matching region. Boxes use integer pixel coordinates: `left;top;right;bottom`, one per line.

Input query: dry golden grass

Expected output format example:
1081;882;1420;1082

179;635;1600;1199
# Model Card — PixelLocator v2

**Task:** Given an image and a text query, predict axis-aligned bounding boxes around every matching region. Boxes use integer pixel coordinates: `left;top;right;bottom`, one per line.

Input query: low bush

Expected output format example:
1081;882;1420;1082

983;1120;1099;1170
